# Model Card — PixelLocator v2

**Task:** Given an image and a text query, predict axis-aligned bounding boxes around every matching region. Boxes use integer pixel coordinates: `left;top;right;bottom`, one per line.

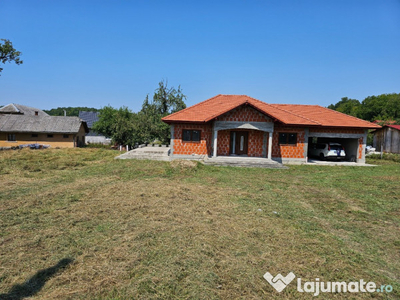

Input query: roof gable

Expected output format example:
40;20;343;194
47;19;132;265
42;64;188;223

216;104;272;123
0;103;49;117
162;94;381;129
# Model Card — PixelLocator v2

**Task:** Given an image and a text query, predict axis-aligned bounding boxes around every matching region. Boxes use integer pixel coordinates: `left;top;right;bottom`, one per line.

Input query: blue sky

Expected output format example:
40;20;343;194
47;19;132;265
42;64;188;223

1;0;399;112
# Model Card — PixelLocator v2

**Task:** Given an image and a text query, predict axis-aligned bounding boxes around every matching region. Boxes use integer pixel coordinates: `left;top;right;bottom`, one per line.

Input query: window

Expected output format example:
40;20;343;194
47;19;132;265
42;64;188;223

7;134;16;141
47;134;53;138
182;129;201;142
183;130;191;141
63;134;69;138
279;132;297;145
31;134;38;138
192;130;200;141
288;133;297;144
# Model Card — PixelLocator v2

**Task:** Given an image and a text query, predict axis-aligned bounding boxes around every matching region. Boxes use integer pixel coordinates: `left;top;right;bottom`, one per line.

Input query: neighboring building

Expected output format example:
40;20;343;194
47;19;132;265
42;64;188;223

0;103;88;148
373;125;400;154
162;95;381;164
78;111;111;145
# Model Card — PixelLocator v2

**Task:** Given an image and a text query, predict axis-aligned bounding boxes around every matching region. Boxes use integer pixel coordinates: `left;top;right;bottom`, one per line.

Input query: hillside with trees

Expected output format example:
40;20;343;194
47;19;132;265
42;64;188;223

328;93;400;124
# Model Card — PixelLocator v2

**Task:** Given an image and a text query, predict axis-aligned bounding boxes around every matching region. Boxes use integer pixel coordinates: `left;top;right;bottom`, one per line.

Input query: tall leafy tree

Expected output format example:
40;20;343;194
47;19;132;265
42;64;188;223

92;106;117;139
0;39;23;75
138;80;186;144
112;107;137;146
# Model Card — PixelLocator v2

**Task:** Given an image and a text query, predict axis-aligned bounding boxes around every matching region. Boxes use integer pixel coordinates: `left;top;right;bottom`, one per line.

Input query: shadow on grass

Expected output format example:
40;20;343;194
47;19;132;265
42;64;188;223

0;258;73;300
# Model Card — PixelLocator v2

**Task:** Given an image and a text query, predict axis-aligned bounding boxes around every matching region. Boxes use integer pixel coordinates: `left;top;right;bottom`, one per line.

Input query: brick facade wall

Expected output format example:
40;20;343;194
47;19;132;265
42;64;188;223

217;105;272;122
272;126;306;159
216;130;230;156
172;123;212;155
248;130;264;157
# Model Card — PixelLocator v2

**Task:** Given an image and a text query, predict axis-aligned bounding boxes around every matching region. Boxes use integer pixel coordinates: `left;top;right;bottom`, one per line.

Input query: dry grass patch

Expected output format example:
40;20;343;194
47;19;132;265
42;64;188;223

0;149;399;299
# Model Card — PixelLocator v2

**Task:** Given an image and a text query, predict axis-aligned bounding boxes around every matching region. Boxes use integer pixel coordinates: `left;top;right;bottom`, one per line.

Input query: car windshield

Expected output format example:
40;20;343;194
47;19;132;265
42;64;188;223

330;145;343;150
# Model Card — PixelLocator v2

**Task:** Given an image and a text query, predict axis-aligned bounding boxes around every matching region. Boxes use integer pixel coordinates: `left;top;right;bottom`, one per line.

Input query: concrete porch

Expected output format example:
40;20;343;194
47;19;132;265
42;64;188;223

116;147;287;169
203;156;287;169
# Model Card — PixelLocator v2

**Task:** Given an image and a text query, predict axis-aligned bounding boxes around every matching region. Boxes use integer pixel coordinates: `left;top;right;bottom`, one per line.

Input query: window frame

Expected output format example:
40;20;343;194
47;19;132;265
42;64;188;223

278;132;297;145
47;134;54;138
182;129;201;143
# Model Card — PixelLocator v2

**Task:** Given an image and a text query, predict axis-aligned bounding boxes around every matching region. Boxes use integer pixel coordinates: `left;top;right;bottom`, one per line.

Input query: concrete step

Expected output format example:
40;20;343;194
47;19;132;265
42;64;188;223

116;147;171;161
203;157;287;169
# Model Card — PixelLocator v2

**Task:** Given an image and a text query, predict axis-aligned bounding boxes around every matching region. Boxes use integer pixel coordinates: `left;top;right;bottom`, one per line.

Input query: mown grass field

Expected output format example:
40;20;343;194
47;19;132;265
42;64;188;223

0;148;399;299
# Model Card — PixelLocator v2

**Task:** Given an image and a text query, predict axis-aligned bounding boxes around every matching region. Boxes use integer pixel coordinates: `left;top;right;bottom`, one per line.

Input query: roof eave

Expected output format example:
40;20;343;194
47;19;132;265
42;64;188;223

162;119;210;124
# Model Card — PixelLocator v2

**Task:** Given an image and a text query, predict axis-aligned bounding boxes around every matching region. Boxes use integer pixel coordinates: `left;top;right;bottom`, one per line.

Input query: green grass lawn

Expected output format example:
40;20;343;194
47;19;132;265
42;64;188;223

0;148;399;299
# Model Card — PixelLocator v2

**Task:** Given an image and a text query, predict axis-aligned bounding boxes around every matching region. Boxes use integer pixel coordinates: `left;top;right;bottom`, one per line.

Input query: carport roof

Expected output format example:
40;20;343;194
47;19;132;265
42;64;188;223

162;94;381;129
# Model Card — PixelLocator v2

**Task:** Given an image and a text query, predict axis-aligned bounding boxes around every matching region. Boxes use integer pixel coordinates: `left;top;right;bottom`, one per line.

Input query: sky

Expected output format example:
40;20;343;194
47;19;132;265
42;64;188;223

1;0;399;112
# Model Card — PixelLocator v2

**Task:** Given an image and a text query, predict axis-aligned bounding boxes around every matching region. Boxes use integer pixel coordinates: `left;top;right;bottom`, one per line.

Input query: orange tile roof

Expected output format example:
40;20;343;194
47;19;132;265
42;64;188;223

162;94;381;129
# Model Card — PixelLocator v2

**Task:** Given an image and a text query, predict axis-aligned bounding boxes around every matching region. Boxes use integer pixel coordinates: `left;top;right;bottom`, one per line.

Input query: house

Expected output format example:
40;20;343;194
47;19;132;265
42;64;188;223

0;103;88;148
78;111;111;145
162;95;381;164
373;125;400;154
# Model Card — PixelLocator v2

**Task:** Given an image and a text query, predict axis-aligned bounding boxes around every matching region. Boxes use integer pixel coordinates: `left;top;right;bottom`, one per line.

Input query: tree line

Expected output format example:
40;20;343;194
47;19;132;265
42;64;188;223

44;107;100;116
328;93;400;124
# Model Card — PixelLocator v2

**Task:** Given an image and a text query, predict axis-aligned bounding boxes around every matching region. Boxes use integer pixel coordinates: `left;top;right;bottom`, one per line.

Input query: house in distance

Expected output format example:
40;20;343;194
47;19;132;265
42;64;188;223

0;103;88;148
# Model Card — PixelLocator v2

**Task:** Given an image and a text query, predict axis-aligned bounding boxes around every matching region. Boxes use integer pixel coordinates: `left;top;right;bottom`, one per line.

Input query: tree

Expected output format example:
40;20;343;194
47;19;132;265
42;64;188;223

137;80;186;144
359;93;400;122
92;80;187;146
0;39;23;75
327;97;361;117
328;93;400;123
92;106;136;145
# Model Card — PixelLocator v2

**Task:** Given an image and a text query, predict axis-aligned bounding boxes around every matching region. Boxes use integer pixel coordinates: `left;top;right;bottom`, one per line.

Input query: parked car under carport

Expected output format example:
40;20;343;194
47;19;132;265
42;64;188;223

309;142;346;160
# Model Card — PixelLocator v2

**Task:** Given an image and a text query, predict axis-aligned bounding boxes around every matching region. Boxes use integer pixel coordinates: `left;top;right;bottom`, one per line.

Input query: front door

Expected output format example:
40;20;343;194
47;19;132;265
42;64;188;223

230;131;248;155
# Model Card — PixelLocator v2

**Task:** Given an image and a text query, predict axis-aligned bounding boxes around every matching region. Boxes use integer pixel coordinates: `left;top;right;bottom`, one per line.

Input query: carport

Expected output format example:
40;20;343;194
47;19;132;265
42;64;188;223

307;129;368;163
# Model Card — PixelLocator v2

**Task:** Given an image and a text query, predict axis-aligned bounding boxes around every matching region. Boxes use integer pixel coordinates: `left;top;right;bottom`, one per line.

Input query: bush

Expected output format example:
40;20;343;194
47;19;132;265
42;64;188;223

367;152;400;163
84;143;114;149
